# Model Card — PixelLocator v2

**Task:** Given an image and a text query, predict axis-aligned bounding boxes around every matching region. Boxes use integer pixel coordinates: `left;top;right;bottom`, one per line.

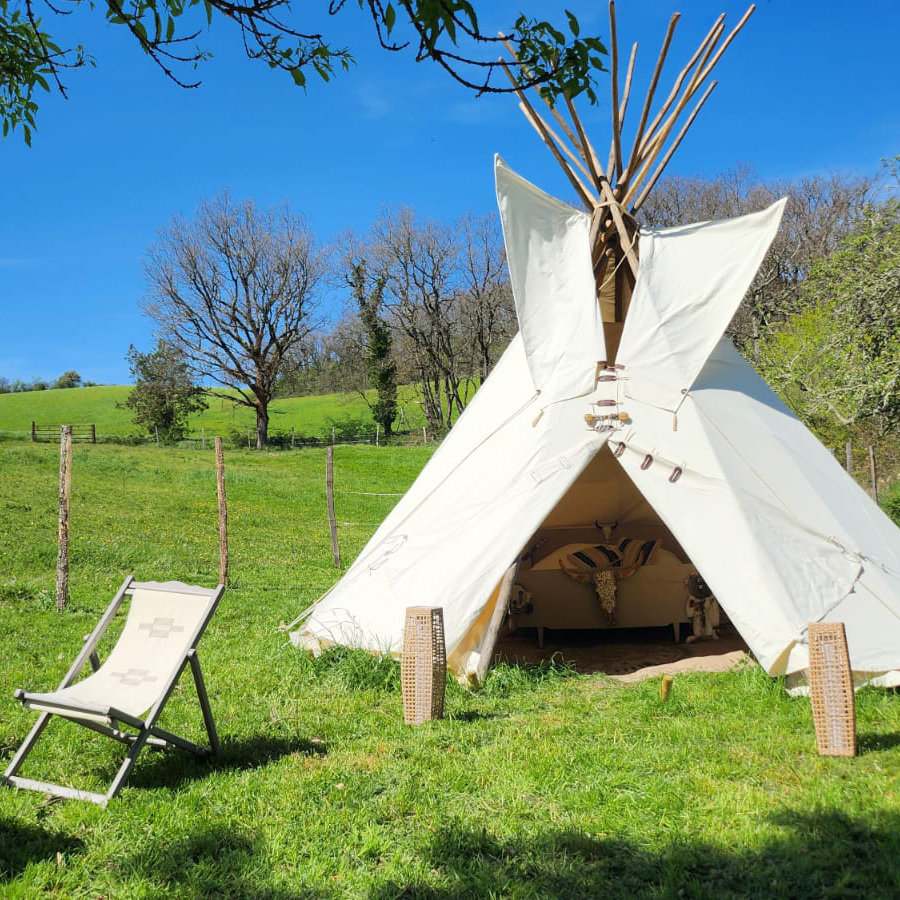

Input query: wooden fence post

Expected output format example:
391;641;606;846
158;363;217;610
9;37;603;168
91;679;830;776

31;421;36;442
331;425;336;445
326;445;341;568
869;445;878;504
844;441;852;475
422;427;427;444
89;424;96;444
247;427;252;450
375;424;380;446
215;437;228;585
201;427;206;450
291;426;295;449
155;426;160;447
55;425;73;611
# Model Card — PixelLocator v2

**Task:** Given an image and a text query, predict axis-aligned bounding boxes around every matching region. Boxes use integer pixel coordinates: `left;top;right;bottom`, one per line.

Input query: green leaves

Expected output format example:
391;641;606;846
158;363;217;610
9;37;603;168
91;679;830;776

124;341;208;443
0;0;79;145
3;1;606;144
756;178;900;439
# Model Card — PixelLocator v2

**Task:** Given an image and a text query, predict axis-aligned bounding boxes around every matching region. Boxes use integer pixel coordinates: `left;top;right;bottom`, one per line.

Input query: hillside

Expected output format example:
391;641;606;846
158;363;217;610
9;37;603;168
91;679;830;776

0;384;430;442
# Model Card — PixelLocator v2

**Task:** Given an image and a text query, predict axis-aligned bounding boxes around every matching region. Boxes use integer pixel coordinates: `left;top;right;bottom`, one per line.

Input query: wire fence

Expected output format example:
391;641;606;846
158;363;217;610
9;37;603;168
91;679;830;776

0;427;437;449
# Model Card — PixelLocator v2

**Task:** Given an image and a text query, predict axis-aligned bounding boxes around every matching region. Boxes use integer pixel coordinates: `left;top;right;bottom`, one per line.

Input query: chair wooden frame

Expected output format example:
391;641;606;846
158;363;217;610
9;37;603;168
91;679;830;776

2;576;225;807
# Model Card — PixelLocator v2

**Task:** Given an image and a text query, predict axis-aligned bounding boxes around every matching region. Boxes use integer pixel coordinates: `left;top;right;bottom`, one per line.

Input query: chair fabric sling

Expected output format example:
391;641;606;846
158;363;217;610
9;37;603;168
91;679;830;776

2;576;225;806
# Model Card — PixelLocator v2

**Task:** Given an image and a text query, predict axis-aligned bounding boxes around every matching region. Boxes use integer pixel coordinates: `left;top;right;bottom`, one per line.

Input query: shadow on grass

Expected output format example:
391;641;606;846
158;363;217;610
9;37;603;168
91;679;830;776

119;824;334;899
370;808;900;899
445;711;506;723
130;734;326;791
858;731;900;753
0;817;83;882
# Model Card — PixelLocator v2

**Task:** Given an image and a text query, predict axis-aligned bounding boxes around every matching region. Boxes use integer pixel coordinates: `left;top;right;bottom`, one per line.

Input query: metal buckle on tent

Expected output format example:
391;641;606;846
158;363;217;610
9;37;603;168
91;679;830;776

598;375;617;383
641;454;653;470
668;466;683;483
595;399;616;407
612;442;626;458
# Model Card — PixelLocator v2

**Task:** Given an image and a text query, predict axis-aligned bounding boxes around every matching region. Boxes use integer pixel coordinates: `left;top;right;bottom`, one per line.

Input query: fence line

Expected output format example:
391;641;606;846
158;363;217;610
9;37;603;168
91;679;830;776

31;422;96;443
0;429;434;449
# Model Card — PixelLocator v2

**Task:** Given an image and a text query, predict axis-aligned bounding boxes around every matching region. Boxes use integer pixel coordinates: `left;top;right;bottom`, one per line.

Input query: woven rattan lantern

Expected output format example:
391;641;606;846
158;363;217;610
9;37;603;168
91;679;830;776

808;622;856;757
402;606;447;724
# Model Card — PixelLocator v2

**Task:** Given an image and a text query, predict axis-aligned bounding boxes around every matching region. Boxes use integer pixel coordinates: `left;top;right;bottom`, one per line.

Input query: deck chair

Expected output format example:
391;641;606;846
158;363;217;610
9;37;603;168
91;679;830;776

2;577;225;806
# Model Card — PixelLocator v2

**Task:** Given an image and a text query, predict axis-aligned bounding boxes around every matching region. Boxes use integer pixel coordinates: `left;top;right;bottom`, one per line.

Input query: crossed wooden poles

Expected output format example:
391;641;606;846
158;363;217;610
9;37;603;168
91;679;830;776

501;2;755;318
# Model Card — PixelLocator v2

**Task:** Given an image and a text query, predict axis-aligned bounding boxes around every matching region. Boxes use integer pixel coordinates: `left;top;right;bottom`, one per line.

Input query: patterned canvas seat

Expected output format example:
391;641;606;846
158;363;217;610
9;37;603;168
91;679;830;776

2;577;224;806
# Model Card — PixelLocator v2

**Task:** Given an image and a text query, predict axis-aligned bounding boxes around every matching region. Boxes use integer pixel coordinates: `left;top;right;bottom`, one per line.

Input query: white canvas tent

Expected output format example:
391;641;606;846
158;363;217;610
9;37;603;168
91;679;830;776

292;157;900;687
293;5;900;687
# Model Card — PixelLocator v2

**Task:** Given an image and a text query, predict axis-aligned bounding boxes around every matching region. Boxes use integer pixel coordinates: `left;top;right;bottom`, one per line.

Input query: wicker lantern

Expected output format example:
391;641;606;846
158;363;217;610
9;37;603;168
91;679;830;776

402;607;447;724
808;622;856;757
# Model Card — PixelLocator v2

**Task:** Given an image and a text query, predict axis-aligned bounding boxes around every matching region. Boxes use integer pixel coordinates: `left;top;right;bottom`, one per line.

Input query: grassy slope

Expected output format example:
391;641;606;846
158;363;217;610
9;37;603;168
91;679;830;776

0;385;429;441
1;443;900;897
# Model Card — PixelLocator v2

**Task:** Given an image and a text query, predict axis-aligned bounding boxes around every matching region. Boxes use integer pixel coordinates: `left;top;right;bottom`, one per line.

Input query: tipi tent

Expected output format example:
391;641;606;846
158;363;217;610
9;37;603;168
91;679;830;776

292;5;900;687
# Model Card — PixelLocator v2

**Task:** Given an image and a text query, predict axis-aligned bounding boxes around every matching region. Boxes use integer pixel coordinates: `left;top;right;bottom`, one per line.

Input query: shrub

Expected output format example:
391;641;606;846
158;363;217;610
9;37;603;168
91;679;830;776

884;482;900;527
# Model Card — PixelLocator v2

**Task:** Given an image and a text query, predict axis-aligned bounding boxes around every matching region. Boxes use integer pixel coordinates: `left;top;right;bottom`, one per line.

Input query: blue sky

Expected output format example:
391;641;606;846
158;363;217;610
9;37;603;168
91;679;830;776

1;0;899;385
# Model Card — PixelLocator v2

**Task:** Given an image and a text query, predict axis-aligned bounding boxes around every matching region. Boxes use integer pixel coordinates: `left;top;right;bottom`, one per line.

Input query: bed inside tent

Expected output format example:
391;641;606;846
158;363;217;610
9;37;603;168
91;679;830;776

511;442;700;647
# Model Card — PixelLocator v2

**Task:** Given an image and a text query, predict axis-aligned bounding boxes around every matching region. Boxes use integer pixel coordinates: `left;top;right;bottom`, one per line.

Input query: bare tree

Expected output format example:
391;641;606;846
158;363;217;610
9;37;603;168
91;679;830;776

356;208;514;433
143;192;324;448
456;214;516;385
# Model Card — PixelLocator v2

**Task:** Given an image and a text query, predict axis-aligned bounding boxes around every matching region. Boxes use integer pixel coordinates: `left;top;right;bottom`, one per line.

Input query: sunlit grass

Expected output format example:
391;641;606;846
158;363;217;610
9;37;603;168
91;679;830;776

0;383;430;443
1;442;899;897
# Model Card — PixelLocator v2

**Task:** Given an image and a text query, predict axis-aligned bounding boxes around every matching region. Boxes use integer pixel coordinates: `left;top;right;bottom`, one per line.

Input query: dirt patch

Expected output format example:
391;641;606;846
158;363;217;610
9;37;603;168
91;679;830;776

494;624;751;681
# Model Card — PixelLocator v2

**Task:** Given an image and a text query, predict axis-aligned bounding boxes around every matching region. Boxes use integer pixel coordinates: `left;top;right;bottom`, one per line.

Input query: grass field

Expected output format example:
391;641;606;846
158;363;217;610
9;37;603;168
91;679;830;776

0;384;431;444
2;442;900;897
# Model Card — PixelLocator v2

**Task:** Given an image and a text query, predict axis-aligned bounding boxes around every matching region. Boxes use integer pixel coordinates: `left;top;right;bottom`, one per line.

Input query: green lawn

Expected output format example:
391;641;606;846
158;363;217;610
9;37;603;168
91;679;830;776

0;384;431;443
1;442;900;897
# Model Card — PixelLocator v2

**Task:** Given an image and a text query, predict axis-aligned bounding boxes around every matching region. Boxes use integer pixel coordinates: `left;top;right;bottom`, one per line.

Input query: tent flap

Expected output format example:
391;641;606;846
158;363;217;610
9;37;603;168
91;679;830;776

618;198;787;411
495;156;605;403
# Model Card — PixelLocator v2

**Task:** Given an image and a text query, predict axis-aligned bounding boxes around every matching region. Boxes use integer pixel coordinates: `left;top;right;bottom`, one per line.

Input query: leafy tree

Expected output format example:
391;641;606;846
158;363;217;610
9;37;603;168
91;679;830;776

755;168;900;440
143;191;324;448
3;1;606;144
124;341;207;442
351;260;397;436
52;369;81;389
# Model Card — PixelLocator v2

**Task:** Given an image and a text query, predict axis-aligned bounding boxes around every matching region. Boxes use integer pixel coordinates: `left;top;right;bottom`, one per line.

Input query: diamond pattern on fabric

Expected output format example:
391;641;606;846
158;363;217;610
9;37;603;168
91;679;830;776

111;668;158;686
139;617;185;639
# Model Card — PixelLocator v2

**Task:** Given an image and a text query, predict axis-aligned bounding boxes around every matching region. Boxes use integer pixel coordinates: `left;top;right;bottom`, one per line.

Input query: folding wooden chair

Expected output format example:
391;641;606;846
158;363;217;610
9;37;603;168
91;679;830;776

2;577;225;806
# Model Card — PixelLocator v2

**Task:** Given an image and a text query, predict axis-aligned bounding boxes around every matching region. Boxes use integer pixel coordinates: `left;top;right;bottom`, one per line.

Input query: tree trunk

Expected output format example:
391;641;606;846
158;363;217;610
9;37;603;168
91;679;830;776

256;404;269;449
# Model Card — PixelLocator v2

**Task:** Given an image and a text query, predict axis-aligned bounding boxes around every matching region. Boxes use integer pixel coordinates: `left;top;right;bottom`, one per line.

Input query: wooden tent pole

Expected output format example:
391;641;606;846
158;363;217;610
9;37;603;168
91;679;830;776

637;6;754;169
565;93;604;187
617;43;638;140
499;60;598;208
634;14;724;165
515;101;599;208
629;81;718;212
500;38;592;170
626;16;726;208
619;13;680;192
634;20;723;169
521;101;598;187
607;1;624;181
